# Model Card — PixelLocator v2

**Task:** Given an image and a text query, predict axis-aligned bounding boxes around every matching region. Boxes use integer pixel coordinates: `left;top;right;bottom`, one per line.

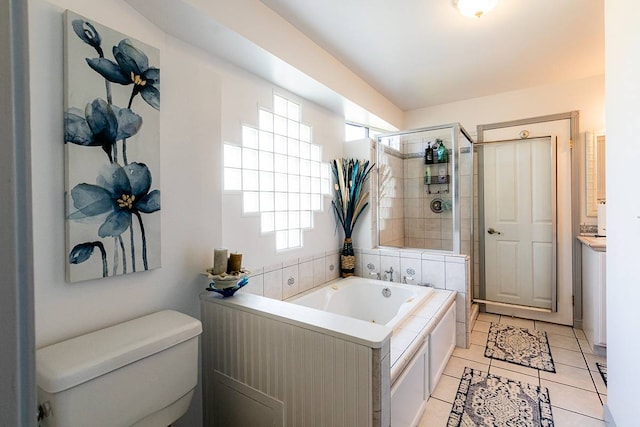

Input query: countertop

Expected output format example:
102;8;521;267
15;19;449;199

577;235;606;252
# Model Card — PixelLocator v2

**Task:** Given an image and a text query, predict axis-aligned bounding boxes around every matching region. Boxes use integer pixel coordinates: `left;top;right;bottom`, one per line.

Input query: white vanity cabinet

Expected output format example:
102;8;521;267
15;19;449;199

579;236;606;355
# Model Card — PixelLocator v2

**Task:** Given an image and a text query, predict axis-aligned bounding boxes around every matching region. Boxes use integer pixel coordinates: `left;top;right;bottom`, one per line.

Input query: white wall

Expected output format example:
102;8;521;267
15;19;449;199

604;1;640;425
220;72;344;270
178;0;404;129
30;1;223;424
30;0;223;344
404;75;605;135
29;0;344;425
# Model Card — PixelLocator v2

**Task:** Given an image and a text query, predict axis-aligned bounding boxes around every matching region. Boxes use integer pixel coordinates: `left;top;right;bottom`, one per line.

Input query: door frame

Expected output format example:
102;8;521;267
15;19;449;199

0;1;36;425
476;111;581;328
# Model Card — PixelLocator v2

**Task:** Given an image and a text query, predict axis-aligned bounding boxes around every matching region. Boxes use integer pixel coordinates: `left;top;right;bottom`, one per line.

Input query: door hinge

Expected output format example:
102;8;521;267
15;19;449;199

569;139;574;149
572;295;575;306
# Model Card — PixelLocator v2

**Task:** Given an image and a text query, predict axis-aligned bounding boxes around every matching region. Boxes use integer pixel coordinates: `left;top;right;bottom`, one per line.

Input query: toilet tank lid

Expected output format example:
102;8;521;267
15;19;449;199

36;310;202;393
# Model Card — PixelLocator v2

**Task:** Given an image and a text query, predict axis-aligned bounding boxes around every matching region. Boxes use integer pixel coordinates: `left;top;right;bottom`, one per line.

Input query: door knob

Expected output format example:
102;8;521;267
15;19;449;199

487;228;502;235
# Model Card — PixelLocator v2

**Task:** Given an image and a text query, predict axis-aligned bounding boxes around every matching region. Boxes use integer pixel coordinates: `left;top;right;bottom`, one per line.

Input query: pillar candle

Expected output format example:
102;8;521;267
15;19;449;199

213;248;228;275
227;253;242;273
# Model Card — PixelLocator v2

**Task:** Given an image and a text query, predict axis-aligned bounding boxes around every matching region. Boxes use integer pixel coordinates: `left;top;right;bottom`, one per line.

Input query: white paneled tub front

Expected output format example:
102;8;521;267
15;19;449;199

201;276;456;426
291;277;456;427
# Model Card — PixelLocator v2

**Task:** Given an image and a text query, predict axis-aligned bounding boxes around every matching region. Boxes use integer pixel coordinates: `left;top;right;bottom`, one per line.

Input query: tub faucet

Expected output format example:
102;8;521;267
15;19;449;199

384;267;394;282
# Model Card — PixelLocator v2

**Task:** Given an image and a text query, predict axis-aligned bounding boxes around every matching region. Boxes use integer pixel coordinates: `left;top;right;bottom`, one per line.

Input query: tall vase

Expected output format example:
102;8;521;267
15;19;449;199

340;238;355;277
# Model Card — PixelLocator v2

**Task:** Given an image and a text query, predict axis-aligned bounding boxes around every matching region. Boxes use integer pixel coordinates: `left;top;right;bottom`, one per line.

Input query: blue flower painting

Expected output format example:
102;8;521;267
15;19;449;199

64;11;161;282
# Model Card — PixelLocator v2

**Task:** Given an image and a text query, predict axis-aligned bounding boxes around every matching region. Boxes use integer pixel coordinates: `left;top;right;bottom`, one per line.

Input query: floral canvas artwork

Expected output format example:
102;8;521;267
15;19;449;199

64;11;161;282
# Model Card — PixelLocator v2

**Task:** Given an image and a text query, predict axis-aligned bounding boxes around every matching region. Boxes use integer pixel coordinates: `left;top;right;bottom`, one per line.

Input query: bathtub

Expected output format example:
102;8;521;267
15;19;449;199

290;276;433;330
201;276;456;426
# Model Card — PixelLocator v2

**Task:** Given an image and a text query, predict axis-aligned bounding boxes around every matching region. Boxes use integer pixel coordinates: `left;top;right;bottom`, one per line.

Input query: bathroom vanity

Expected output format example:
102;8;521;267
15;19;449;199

579;236;606;356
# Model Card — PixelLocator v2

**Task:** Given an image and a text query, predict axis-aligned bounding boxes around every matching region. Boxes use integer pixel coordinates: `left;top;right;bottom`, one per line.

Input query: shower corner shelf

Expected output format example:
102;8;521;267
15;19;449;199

424;160;450;194
427;188;450;195
424;175;450;185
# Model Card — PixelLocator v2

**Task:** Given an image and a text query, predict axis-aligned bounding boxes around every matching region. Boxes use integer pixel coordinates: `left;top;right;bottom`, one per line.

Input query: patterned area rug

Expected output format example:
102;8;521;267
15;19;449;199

596;362;607;386
448;367;554;427
485;323;556;373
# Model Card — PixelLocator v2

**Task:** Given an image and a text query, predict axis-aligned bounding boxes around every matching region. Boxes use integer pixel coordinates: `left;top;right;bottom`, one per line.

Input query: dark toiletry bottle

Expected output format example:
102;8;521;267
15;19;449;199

425;142;434;164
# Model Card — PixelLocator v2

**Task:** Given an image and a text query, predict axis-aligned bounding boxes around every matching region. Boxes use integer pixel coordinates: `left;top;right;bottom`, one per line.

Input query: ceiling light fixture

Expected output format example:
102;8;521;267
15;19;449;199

453;0;498;18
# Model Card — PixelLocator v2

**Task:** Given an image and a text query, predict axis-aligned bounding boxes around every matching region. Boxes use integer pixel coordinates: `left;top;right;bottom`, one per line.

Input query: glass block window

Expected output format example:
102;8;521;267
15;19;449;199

224;94;332;251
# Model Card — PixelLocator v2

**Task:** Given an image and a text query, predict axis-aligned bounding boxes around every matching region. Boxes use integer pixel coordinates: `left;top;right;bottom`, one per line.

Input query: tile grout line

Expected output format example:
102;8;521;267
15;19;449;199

542;377;603;393
550;405;607;422
525;317;540;386
574;326;607;406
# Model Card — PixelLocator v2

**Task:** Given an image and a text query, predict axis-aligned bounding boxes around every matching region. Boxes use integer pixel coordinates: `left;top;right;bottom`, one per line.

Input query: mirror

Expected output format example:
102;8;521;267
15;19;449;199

585;132;606;217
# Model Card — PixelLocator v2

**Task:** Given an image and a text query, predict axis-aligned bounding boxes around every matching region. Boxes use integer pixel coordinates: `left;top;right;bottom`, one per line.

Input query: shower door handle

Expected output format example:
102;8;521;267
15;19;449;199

487;228;502;235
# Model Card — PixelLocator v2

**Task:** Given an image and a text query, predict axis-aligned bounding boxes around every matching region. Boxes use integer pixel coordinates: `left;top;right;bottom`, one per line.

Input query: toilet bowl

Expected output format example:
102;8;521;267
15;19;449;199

36;310;202;427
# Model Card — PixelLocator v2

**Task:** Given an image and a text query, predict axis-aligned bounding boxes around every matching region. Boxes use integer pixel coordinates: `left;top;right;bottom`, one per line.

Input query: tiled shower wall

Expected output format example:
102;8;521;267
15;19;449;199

403;138;454;251
460;144;474;258
399;135;474;256
378;146;405;247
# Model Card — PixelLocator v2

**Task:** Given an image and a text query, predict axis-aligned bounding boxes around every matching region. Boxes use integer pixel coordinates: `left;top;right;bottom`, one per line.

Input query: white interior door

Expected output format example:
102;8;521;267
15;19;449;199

483;137;555;310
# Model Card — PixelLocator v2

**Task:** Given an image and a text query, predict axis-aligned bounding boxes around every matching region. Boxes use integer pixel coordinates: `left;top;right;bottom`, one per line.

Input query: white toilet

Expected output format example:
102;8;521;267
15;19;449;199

36;310;202;427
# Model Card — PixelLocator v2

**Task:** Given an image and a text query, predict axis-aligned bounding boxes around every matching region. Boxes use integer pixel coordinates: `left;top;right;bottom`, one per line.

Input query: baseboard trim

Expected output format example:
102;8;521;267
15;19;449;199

573;319;583;330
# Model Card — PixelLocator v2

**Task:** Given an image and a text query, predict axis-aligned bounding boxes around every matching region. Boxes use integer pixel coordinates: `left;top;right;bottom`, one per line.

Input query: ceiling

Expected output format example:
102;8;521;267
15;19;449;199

260;0;604;111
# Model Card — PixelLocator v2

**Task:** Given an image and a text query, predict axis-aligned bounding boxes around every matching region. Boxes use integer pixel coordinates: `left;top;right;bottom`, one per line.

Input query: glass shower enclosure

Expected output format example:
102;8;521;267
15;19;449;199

375;123;474;257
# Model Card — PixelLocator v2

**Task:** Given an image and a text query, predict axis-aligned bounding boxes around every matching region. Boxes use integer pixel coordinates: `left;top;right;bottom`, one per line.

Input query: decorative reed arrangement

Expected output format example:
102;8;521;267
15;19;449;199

330;158;374;277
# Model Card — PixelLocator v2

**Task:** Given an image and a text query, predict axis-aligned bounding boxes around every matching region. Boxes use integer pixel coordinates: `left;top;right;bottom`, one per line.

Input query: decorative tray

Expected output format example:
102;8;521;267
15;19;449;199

202;268;250;297
205;276;249;297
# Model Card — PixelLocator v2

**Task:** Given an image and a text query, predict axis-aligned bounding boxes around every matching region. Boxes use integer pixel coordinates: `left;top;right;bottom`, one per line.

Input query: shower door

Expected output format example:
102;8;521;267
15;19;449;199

482;137;556;310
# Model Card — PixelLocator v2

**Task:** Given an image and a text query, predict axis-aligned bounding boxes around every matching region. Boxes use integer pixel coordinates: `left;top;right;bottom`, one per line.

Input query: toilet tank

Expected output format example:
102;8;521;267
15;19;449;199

36;310;202;427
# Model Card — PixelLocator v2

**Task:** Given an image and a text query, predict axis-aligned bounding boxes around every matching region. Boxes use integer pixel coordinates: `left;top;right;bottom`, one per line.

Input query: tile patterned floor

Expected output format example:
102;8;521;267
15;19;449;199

418;313;607;426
